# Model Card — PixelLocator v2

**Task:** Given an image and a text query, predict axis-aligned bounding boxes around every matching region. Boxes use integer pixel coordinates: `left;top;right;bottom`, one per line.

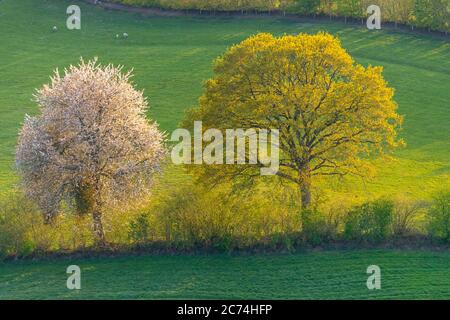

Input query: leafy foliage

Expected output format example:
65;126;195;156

344;199;394;241
301;208;338;244
185;32;403;208
129;213;152;243
427;192;450;242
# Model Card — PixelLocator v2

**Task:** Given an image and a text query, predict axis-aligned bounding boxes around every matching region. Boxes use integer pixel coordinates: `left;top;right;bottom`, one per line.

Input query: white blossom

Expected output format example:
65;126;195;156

16;58;167;241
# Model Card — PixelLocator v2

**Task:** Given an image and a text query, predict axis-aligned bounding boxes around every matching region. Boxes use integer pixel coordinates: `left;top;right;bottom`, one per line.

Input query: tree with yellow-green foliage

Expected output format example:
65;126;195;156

185;32;404;209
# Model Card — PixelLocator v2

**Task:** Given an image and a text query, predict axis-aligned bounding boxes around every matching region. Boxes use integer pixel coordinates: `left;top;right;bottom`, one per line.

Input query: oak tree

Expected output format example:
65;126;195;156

185;33;403;209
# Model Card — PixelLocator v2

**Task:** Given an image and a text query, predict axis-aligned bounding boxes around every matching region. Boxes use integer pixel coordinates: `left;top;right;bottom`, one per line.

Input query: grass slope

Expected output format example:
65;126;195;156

0;0;449;199
0;250;448;299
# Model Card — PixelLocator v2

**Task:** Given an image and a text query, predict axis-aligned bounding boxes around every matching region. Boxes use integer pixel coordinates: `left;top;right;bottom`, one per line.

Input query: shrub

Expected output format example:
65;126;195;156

209;234;234;252
0;192;37;258
301;209;337;245
147;171;300;246
344;199;394;242
427;192;450;242
268;233;296;252
128;213;152;243
0;190;98;259
392;196;427;236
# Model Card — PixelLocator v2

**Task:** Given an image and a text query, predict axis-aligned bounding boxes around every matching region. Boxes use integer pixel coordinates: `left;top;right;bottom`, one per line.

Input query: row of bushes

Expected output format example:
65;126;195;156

110;0;450;33
72;188;449;247
1;180;448;258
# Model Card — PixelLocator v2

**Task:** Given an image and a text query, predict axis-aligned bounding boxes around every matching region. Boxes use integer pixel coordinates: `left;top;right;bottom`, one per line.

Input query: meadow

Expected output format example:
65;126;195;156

0;0;449;199
0;0;449;300
1;249;449;299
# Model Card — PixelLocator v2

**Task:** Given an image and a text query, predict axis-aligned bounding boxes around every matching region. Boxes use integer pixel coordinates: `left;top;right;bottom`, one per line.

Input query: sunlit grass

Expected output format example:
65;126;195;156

0;0;449;200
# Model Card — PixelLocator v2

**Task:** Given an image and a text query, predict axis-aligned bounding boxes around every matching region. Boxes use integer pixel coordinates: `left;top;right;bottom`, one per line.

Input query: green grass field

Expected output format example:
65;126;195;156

0;250;448;299
0;0;449;199
0;0;449;300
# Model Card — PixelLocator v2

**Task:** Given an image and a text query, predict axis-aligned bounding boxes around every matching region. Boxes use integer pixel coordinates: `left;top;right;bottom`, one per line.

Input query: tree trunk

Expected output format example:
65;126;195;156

83;182;105;245
299;168;312;210
165;222;171;242
92;210;105;245
300;181;312;209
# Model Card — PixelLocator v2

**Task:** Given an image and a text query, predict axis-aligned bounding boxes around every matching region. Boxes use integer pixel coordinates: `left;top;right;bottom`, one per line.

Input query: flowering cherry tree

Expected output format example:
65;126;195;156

16;59;166;244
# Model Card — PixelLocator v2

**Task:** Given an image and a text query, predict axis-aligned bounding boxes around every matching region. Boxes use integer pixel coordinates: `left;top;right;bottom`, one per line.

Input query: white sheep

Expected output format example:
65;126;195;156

123;32;128;39
52;26;58;32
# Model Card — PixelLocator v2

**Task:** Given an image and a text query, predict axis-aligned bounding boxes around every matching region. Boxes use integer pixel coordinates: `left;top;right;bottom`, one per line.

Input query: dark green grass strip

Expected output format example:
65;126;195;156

0;250;448;299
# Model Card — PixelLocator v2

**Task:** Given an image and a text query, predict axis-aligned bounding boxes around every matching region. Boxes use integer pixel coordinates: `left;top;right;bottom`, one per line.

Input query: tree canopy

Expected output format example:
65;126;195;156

16;59;166;242
185;32;404;208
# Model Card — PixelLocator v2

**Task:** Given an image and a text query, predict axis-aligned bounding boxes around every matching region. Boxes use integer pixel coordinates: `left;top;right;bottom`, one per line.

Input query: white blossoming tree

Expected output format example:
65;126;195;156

16;59;166;244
